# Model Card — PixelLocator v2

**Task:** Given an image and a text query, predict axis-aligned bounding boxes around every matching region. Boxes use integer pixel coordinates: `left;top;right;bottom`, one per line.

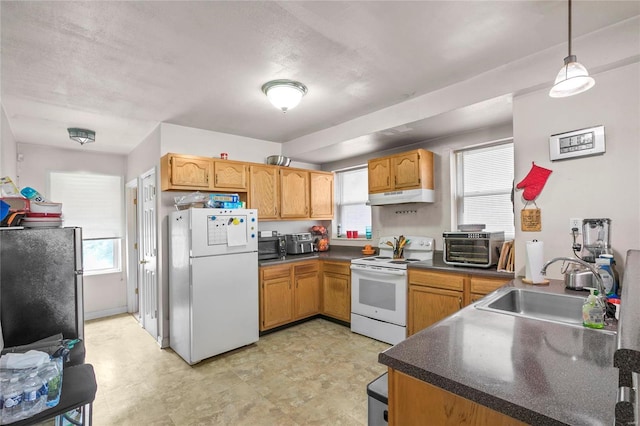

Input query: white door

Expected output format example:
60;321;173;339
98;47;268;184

125;179;139;317
139;169;158;340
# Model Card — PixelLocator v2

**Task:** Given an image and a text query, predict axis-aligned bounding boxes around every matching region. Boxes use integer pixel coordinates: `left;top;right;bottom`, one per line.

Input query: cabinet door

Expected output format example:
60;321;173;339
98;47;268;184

309;172;334;219
260;276;293;330
294;262;320;319
393;151;422;189
408;285;463;336
368;157;393;193
388;369;528;426
212;160;248;190
250;165;279;219
470;276;508;296
280;169;310;218
163;154;211;190
321;271;350;322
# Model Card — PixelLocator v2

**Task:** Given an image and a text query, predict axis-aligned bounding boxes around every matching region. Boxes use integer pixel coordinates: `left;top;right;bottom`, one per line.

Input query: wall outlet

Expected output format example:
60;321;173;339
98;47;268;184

569;218;582;234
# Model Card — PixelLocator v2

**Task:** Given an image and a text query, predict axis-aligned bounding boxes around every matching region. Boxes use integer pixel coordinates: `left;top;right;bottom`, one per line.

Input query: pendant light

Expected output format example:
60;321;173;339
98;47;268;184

549;0;595;98
67;128;96;145
261;79;308;113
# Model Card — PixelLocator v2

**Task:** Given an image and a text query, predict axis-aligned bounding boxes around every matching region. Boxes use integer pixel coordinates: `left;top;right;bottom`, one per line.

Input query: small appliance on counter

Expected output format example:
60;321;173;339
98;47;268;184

258;232;286;261
443;230;504;268
285;233;315;255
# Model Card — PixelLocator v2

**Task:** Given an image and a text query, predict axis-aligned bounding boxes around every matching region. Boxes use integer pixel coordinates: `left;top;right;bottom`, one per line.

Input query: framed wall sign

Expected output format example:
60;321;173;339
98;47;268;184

549;125;605;161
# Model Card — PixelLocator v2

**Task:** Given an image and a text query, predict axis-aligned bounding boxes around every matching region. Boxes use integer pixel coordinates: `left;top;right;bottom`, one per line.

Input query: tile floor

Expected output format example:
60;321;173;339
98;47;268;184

84;315;390;425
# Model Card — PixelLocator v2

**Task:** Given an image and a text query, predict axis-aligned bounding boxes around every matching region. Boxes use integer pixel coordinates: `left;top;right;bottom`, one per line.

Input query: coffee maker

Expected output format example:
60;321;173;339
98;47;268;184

581;218;612;263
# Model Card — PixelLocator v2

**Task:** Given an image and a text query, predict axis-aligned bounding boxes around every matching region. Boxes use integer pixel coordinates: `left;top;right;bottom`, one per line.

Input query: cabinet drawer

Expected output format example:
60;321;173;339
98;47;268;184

470;276;509;295
294;261;319;275
322;261;350;276
261;264;291;280
409;270;465;291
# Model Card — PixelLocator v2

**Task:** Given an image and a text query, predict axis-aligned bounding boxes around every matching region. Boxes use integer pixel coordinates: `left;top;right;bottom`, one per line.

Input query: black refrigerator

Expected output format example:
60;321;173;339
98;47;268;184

0;227;84;348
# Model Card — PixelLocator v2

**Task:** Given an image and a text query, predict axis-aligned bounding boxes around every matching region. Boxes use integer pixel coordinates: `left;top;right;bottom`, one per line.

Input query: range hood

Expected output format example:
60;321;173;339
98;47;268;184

368;188;435;206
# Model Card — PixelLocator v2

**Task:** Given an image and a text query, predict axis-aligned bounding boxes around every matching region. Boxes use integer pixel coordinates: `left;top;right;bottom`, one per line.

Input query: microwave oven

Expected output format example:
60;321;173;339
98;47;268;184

258;235;287;261
442;231;504;268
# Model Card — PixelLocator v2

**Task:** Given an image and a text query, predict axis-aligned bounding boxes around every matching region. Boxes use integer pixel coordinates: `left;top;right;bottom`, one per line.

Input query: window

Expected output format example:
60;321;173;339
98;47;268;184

335;166;371;237
454;141;515;239
49;172;123;275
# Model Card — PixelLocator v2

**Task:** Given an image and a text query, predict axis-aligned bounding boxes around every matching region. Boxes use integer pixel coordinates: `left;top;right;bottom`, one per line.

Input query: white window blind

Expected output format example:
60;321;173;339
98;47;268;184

455;142;514;239
49;172;123;239
336;167;371;235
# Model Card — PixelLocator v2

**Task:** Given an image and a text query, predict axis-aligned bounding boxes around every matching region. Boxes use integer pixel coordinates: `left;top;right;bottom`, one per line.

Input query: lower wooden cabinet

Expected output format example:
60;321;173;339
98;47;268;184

408;269;510;336
260;261;320;331
470;276;508;302
408;286;463;336
260;264;293;330
293;262;320;319
321;261;351;322
388;369;527;426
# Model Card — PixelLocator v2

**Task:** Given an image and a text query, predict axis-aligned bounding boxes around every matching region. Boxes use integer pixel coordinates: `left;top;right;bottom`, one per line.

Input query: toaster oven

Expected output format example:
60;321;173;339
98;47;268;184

258;235;287;260
443;231;504;268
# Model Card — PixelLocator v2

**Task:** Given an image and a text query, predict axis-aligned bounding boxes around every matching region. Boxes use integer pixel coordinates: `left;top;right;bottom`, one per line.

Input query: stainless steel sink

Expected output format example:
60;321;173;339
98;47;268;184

475;288;615;333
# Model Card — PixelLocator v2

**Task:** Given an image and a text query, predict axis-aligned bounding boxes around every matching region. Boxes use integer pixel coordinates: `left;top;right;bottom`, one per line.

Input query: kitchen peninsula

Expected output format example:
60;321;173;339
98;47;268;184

379;278;618;425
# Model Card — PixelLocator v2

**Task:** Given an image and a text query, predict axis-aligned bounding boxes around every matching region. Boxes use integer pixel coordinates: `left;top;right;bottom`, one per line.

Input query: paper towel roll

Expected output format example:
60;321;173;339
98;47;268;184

525;240;545;283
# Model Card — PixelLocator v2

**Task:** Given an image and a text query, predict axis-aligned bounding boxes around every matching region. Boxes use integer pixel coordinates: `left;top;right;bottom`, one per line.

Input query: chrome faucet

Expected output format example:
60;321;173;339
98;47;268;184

540;256;605;295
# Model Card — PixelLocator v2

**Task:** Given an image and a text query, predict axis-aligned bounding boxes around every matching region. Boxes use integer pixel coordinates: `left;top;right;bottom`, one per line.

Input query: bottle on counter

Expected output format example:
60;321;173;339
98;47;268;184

596;254;617;296
582;288;605;329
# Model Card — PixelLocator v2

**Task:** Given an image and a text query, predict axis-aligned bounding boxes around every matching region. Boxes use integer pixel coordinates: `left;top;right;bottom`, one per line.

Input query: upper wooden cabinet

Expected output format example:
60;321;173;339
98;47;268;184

161;153;211;190
368;157;393;193
309;171;334;219
161;153;334;220
249;165;280;219
280;168;310;219
368;149;434;194
212;160;248;191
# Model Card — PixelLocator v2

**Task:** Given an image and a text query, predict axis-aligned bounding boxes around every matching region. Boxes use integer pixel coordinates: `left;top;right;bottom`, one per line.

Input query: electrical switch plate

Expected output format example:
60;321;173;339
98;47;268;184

569;218;582;234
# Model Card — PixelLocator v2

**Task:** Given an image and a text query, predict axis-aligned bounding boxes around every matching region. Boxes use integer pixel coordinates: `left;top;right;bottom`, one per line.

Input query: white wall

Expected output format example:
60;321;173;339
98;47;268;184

1;106;17;180
126;125;161;182
17;143;129;319
513;62;640;280
323;123;514;250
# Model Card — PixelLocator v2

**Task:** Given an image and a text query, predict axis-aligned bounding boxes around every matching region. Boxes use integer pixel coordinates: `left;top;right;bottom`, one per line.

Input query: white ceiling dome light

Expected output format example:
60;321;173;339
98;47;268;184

261;79;308;113
549;0;595;98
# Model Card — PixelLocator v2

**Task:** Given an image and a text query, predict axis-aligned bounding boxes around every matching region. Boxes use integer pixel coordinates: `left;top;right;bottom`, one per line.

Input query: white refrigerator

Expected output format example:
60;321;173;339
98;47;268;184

169;208;259;364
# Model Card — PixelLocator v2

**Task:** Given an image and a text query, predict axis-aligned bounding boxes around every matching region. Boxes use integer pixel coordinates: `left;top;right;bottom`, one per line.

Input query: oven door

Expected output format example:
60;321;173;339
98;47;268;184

350;263;407;326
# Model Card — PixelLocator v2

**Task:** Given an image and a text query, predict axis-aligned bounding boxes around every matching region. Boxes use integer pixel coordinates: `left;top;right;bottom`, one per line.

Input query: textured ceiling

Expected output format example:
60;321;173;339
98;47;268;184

1;1;638;161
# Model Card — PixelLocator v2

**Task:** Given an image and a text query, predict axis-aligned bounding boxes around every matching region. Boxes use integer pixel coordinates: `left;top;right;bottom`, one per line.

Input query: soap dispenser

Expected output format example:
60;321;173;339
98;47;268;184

582;287;605;329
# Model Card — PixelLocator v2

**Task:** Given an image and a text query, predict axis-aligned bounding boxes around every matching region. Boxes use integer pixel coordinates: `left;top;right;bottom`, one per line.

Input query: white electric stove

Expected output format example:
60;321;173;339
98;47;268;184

350;236;434;345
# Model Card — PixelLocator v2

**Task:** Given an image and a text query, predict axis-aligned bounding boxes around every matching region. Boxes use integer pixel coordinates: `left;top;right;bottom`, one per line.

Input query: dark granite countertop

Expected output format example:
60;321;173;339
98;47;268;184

408;254;515;279
258;245;364;266
379;278;618;425
260;247;515;280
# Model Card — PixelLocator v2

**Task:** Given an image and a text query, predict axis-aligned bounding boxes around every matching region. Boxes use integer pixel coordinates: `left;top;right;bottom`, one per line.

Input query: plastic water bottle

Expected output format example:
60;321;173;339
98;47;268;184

38;362;61;407
22;370;45;416
2;376;24;422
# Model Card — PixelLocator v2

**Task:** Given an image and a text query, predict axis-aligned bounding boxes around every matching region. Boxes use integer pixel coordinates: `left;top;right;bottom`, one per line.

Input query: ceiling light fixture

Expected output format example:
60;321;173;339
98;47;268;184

261;79;308;113
549;0;595;98
67;128;96;145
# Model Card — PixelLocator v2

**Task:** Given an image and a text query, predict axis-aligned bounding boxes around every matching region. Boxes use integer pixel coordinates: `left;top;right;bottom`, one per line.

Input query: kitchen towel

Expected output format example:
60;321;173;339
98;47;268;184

525;240;545;283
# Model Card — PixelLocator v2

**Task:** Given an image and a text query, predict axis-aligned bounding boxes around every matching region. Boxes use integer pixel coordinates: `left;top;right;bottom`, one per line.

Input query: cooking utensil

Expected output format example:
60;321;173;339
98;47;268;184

266;155;291;166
